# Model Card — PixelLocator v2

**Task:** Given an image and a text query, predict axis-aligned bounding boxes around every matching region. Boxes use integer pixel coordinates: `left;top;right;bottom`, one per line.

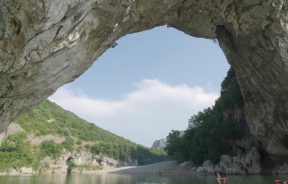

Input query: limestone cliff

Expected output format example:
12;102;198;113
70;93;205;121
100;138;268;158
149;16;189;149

0;0;287;173
152;139;167;149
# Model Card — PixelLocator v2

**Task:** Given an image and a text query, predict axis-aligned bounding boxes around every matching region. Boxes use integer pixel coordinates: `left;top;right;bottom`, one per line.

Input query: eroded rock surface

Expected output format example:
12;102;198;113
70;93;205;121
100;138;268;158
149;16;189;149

197;147;261;174
0;0;287;173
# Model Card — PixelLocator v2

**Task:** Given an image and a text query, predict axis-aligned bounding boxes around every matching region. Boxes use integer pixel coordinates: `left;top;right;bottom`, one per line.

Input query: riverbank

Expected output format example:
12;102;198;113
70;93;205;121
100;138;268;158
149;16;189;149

109;161;198;176
0;161;196;176
1;160;287;178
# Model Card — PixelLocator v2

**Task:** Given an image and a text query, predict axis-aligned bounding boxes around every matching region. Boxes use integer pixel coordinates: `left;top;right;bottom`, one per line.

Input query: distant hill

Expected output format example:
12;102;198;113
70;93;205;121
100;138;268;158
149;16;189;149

0;100;167;174
152;139;167;149
152;131;185;149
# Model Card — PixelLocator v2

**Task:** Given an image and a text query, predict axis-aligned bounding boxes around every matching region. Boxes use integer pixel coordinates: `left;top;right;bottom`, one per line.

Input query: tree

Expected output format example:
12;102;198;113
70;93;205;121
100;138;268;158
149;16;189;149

165;68;247;165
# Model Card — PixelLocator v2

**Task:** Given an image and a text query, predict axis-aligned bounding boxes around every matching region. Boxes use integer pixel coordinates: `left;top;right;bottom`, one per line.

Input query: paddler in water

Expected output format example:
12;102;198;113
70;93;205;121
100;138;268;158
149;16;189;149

217;172;227;184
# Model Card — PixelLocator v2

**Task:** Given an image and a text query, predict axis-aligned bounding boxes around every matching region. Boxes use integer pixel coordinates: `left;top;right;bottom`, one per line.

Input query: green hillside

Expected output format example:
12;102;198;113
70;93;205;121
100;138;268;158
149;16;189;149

165;68;247;164
0;100;167;171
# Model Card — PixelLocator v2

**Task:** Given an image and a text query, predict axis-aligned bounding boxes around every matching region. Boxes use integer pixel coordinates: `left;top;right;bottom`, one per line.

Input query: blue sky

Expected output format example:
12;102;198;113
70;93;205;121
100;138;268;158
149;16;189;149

50;26;229;147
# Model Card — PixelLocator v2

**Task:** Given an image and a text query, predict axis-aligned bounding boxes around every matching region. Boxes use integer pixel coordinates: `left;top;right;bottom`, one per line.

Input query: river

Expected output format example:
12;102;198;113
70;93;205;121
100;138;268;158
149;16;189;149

0;173;284;184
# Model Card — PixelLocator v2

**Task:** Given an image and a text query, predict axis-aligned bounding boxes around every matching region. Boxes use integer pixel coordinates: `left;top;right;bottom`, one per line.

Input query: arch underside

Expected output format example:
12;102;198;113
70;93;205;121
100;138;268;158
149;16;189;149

0;0;287;172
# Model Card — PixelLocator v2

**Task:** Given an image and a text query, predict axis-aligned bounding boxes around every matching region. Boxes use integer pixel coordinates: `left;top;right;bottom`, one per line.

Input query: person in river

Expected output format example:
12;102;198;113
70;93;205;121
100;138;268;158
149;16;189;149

274;179;281;184
216;173;227;184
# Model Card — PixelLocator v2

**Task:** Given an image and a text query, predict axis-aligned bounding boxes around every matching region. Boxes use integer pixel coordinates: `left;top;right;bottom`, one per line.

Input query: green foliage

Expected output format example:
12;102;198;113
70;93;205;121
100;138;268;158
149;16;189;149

62;137;75;152
0;133;34;171
40;140;62;159
75;163;102;171
16;100;148;150
132;146;168;165
165;131;188;162
89;142;167;165
76;140;82;145
7;99;167;171
165;68;247;165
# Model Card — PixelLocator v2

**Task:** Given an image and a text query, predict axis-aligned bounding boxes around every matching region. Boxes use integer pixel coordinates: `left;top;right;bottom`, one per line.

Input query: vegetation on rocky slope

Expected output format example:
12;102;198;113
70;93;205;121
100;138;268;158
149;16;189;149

0;100;167;171
0;132;33;171
165;68;247;165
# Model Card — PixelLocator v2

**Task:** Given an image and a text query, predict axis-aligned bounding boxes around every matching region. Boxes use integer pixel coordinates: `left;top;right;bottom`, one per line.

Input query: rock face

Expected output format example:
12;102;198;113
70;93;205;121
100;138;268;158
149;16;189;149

37;152;118;174
152;139;167;149
1;152;119;175
197;147;261;174
0;0;287;173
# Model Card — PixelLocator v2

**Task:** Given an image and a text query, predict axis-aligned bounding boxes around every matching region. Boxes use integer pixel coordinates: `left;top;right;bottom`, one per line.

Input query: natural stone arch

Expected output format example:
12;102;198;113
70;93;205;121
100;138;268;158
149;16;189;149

0;0;287;160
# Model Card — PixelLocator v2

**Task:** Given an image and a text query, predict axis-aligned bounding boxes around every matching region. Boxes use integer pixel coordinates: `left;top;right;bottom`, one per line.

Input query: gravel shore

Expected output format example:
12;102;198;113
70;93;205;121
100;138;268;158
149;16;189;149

109;161;197;176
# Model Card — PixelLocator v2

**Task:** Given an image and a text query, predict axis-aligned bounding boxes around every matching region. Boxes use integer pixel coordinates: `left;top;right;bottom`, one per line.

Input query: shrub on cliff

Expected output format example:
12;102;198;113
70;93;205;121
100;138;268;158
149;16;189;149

0;133;33;171
40;140;62;159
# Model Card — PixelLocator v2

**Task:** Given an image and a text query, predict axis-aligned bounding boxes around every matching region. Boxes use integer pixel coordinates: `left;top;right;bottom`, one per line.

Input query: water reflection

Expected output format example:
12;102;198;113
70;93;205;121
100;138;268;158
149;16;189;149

0;173;285;184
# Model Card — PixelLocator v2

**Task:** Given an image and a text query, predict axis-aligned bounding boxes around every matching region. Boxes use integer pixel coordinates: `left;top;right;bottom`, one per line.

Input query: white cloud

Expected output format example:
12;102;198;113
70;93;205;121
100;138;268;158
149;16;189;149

49;79;219;147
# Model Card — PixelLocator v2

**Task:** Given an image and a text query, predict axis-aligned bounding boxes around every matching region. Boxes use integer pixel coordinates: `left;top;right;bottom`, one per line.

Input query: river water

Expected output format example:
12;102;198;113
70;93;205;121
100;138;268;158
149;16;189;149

0;173;284;184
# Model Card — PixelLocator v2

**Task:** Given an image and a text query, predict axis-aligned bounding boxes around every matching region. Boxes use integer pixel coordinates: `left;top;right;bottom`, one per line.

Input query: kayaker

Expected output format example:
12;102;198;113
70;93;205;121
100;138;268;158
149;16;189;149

274;179;281;184
217;173;227;184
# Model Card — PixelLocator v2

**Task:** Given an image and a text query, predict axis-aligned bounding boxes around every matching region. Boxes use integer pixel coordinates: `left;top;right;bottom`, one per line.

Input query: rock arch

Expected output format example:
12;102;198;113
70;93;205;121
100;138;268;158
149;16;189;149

0;0;287;161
